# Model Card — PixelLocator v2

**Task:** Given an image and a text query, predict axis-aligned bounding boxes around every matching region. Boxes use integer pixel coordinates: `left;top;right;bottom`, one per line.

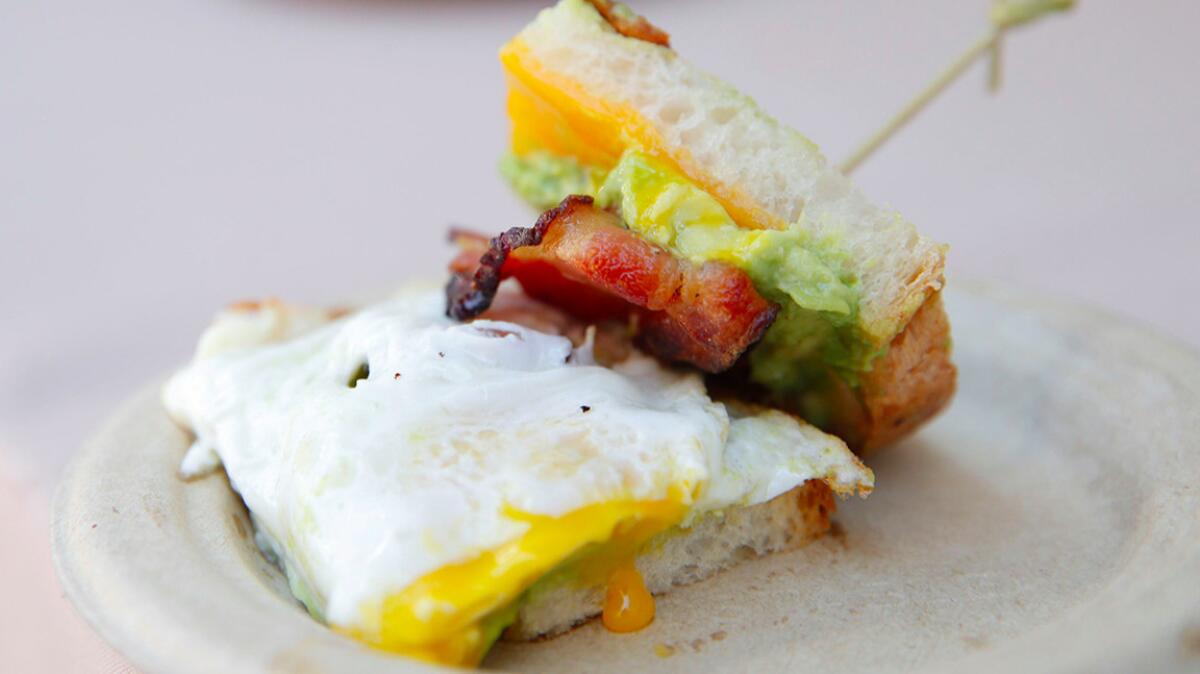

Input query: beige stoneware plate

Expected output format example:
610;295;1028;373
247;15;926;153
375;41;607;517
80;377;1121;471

53;282;1200;674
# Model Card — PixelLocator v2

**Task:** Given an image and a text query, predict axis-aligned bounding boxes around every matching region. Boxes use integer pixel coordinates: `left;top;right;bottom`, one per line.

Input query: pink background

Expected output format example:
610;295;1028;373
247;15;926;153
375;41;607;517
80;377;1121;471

3;0;1198;670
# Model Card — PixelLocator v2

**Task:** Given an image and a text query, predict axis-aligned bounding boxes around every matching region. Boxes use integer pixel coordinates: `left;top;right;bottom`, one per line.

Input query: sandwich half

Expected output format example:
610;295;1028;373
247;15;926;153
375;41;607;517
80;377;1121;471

164;288;873;667
453;0;956;452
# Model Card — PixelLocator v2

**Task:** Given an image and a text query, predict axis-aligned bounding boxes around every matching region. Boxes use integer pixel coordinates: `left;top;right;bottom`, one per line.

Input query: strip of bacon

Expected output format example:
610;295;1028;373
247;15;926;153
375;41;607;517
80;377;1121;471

585;0;670;47
446;196;778;373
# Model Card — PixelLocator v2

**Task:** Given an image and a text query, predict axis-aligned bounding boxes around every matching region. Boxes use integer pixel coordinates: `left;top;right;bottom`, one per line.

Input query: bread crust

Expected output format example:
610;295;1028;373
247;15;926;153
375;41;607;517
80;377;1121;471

858;292;957;453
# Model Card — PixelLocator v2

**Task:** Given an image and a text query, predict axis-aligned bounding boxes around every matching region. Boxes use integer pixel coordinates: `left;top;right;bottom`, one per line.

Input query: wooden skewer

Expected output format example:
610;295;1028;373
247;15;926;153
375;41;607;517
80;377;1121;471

839;0;1074;175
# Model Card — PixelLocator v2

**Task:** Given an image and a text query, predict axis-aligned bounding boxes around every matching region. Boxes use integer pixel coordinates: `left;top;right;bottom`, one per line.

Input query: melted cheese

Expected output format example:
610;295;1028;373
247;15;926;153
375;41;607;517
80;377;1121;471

501;34;783;231
163;286;872;666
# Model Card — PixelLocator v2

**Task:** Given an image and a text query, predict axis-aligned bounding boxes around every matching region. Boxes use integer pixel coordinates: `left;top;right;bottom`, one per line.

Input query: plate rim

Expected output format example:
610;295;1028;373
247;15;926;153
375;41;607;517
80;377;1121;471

51;280;1200;674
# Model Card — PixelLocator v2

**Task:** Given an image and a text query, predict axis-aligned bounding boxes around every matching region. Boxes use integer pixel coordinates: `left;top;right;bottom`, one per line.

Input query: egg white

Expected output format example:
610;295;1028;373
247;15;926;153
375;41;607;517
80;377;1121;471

163;286;872;631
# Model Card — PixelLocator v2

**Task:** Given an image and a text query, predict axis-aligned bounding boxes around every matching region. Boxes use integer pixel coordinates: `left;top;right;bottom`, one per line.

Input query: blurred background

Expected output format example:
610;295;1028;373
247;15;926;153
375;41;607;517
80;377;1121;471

2;0;1197;670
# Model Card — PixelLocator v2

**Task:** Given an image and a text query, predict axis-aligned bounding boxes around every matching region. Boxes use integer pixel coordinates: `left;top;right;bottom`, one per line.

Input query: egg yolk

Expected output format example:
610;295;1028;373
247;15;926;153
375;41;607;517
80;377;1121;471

602;562;655;632
345;495;686;666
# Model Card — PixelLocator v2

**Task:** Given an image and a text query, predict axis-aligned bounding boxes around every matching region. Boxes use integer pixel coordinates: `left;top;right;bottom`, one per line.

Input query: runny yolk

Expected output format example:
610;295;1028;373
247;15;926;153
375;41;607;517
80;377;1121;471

345;495;686;666
602;562;655;632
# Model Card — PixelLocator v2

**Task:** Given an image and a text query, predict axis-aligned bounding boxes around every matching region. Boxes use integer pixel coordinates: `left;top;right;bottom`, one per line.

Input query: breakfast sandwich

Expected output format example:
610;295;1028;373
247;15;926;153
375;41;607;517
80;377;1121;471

157;0;971;667
451;0;957;452
164;288;872;666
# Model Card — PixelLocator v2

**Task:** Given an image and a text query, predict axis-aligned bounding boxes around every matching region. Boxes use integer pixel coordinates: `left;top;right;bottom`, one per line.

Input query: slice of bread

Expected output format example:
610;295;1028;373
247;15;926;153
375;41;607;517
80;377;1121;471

500;0;955;451
506;480;836;640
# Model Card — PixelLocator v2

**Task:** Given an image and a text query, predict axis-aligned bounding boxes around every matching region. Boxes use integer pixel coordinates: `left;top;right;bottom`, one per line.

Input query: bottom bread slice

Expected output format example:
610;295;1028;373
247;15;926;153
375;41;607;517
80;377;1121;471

505;479;836;641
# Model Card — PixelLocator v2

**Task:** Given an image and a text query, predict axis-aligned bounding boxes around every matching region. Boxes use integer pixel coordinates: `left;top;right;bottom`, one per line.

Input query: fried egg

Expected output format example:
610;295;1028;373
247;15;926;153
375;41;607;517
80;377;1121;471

163;286;872;666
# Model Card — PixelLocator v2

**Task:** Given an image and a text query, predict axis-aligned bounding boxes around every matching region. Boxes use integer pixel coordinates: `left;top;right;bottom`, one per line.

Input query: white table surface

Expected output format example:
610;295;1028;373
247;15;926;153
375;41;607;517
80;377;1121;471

2;0;1198;670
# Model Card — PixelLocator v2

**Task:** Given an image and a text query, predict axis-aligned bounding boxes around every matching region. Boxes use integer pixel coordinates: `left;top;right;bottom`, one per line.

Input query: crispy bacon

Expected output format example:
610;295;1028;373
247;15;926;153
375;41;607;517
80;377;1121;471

585;0;670;47
446;196;778;373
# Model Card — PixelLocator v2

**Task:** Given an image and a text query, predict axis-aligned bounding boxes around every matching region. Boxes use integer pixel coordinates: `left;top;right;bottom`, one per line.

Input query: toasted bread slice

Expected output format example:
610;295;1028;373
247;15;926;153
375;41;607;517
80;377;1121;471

506;480;836;640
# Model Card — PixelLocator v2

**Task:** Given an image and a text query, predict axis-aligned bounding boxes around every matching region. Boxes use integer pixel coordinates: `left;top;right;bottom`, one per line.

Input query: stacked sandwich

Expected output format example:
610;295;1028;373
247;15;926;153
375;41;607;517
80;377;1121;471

164;0;954;667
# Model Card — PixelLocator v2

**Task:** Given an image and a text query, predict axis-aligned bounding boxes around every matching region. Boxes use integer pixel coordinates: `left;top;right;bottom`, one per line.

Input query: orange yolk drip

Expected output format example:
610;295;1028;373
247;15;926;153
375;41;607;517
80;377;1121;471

602;562;655;632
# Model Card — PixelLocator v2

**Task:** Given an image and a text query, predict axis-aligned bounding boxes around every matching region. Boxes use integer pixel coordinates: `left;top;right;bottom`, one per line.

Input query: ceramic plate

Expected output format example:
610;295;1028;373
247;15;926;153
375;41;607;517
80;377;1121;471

52;283;1200;673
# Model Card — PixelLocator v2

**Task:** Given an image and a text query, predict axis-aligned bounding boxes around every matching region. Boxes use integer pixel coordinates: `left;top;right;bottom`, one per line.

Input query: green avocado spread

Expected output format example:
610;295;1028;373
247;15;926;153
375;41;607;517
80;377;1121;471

501;148;884;414
500;151;606;211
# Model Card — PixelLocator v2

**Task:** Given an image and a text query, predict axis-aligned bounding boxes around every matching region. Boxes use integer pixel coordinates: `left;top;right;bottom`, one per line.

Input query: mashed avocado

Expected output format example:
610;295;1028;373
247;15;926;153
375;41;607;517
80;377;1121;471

500;151;606;211
596;151;859;317
501;148;884;402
